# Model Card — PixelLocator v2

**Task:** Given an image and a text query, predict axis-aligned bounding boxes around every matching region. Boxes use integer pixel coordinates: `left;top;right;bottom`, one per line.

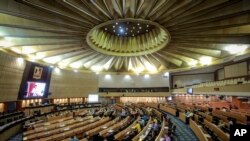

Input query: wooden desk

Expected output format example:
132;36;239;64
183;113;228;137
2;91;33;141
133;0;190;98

155;118;165;141
132;117;152;141
100;116;131;137
189;119;209;141
85;117;118;137
204;119;229;141
213;110;247;125
160;105;176;116
114;116;140;141
179;113;186;123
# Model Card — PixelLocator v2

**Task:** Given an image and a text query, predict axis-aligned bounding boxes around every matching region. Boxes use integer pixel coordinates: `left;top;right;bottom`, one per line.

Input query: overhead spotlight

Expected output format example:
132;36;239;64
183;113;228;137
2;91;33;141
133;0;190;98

144;74;149;78
17;57;24;64
104;28;108;30
199;56;212;65
115;22;118;25
133;27;135;29
146;30;148;32
137;23;140;26
113;30;115;32
164;72;169;77
224;44;248;54
119;29;124;33
146;25;149;27
55;67;60;73
113;25;115;28
74;69;78;73
124;75;131;79
139;27;142;29
105;74;111;79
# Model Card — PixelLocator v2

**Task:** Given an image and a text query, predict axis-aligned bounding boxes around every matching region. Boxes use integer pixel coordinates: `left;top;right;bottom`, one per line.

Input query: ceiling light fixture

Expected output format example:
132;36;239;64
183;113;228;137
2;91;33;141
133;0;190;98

199;56;212;65
224;44;248;54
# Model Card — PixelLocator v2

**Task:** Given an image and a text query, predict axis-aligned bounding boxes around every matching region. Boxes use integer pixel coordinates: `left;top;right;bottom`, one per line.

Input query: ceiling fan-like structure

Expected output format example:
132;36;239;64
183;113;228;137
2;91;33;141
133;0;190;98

0;0;249;74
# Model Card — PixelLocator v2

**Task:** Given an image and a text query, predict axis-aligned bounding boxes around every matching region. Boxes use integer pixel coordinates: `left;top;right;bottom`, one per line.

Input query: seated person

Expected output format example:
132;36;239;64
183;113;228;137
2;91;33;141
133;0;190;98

70;136;79;141
132;121;141;133
217;120;225;128
152;121;159;133
163;132;171;141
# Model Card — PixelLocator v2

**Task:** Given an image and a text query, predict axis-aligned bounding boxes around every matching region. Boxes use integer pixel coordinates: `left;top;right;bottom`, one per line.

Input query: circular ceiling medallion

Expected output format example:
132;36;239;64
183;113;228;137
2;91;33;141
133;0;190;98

87;19;171;56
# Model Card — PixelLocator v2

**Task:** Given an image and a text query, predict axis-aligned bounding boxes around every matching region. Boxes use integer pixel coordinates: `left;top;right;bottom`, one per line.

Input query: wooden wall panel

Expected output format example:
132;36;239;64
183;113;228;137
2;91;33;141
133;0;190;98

49;69;98;98
225;62;248;78
0;52;25;102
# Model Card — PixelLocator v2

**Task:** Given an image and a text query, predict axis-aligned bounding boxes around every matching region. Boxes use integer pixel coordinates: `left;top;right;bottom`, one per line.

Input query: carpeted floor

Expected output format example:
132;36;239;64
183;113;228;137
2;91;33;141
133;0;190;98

8;133;22;141
162;112;199;141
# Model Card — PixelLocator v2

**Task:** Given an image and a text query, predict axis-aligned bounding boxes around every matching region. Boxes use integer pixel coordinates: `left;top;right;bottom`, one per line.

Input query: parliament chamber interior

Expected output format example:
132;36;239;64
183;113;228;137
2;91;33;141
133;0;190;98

0;0;250;141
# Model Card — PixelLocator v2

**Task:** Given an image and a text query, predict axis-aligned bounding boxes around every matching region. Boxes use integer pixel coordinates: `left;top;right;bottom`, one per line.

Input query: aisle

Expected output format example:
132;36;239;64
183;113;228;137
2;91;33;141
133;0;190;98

162;112;199;141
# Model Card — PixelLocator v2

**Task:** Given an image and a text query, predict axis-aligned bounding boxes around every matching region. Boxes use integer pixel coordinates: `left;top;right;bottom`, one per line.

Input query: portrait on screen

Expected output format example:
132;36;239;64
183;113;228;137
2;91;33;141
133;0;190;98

33;66;43;79
26;82;46;98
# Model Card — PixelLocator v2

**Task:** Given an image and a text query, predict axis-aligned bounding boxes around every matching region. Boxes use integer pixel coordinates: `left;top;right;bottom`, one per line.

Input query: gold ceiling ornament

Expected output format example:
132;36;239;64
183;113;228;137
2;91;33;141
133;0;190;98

0;0;249;74
87;19;171;56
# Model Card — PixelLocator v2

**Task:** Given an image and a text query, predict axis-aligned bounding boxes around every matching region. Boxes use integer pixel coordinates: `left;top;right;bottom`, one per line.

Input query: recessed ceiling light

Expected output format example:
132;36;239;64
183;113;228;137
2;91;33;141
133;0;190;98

17;57;24;64
133;27;135;29
146;30;148;32
224;45;248;54
164;72;169;77
199;56;212;65
74;69;78;73
116;22;118;25
105;28;107;30
126;28;128;30
113;30;115;32
144;74;149;78
119;26;122;29
139;27;142;29
137;23;140;25
147;25;149;27
120;29;124;33
113;25;115;28
105;74;111;79
55;67;60;73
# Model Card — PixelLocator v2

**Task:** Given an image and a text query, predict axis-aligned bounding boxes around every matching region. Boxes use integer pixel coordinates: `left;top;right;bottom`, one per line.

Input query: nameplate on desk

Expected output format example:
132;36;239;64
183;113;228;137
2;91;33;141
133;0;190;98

230;125;250;141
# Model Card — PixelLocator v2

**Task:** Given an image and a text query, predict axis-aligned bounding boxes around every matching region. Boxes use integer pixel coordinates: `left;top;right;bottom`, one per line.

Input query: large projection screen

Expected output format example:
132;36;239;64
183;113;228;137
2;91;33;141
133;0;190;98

88;94;99;103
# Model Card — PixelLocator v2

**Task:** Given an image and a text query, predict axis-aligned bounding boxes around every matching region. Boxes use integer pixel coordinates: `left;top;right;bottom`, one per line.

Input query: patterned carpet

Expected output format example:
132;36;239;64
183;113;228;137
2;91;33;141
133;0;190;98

8;133;22;141
162;111;199;141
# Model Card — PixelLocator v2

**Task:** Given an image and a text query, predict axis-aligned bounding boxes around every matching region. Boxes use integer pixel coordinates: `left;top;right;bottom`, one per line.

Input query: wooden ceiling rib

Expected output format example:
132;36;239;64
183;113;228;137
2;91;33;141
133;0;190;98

0;0;249;73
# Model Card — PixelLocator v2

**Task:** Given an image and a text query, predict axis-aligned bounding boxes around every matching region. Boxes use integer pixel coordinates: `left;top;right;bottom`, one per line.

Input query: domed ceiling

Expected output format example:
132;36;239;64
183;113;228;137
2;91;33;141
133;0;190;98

0;0;250;74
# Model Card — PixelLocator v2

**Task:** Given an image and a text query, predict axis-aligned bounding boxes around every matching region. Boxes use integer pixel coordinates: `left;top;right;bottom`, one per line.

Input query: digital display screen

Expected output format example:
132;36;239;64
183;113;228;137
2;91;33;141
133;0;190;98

187;88;193;94
26;82;46;98
88;94;99;103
